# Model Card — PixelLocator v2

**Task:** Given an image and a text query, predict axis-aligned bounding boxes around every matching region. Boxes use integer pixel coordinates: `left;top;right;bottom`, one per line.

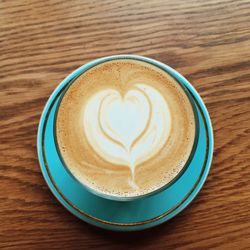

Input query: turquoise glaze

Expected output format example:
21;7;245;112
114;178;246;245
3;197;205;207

37;55;213;231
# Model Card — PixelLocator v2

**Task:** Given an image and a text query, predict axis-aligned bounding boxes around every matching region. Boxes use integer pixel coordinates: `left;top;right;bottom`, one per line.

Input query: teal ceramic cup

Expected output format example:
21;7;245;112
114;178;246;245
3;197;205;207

53;55;200;202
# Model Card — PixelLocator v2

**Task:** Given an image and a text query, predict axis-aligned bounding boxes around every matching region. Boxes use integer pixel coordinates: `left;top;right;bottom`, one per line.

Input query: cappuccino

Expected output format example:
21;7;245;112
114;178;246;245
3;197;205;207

56;59;196;198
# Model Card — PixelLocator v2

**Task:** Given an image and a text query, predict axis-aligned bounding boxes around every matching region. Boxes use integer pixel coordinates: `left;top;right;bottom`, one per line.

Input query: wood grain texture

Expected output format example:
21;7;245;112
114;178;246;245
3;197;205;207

1;0;250;249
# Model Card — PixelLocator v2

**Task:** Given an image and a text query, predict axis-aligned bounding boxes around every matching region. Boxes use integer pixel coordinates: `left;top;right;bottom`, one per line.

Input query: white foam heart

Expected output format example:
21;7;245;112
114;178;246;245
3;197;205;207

99;89;150;151
83;84;171;189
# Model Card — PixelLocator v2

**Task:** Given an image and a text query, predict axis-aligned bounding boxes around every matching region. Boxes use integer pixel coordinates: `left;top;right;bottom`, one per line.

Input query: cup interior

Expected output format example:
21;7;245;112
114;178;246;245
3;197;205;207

54;55;200;201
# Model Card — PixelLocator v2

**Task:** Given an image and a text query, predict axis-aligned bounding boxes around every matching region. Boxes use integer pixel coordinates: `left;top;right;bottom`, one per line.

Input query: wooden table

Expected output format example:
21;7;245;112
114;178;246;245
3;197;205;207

1;0;250;249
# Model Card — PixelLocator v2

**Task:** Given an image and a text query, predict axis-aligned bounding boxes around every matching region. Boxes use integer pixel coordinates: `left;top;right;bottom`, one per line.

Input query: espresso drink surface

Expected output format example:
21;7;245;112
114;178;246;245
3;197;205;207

56;59;196;197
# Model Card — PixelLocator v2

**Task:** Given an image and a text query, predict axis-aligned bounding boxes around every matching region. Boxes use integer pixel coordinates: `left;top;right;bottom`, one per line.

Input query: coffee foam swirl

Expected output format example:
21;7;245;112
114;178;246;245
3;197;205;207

56;59;196;198
83;84;171;189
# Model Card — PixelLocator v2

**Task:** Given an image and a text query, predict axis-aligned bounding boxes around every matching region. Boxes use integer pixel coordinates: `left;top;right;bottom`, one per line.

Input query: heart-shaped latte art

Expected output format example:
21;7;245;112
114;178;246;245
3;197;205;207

83;84;171;189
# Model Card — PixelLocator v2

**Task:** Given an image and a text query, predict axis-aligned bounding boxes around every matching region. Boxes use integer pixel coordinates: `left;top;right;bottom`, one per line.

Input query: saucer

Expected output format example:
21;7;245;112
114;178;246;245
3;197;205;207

37;56;213;231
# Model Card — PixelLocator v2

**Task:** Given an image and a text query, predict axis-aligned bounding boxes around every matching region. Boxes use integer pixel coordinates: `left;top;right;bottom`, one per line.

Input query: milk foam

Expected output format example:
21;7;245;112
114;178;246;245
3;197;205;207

56;59;196;198
83;84;171;189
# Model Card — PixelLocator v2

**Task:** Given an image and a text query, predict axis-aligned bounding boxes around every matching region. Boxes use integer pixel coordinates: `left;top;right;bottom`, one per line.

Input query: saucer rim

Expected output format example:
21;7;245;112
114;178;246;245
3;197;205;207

37;55;214;230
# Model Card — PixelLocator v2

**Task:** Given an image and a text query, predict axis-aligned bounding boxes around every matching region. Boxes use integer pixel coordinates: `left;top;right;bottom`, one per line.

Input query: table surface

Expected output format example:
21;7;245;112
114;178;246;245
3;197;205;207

1;0;250;249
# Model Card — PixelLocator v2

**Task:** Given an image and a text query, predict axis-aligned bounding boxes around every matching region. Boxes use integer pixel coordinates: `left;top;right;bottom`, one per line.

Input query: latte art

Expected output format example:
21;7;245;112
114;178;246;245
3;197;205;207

56;59;196;198
83;84;171;189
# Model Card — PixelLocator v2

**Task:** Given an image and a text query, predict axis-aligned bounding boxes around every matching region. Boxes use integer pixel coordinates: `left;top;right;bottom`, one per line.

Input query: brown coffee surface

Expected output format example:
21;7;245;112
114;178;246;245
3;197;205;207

56;59;196;197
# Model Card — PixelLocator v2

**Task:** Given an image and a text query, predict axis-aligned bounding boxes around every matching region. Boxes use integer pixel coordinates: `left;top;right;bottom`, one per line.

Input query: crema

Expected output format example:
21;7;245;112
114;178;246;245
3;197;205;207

56;59;196;198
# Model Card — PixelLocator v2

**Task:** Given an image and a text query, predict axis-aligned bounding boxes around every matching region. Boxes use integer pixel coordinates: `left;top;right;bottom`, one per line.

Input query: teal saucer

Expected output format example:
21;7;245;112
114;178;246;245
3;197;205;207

37;56;213;231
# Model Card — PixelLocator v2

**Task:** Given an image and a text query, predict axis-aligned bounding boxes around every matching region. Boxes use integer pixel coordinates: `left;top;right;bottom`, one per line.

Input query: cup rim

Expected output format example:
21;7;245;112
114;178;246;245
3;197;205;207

53;54;200;201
